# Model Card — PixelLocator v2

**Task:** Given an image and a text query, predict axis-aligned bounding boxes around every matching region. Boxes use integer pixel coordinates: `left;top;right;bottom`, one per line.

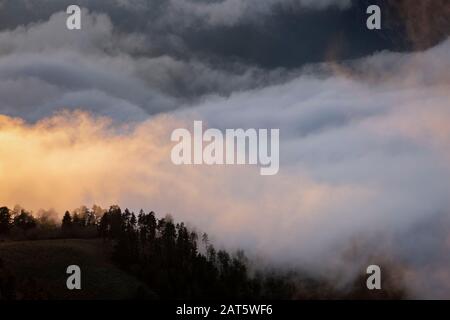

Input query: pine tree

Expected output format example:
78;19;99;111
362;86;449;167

0;207;11;234
61;211;72;230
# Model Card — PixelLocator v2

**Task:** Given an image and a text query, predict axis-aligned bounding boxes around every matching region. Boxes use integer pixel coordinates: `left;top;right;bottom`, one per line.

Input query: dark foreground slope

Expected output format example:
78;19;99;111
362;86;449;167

0;239;152;299
0;207;409;300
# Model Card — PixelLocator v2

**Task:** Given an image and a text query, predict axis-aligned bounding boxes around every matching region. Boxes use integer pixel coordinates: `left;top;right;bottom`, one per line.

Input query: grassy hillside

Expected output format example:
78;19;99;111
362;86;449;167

0;239;153;300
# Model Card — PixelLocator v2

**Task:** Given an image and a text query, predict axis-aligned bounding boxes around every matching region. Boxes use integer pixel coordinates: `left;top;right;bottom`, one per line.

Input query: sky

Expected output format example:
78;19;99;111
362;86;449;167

0;0;449;298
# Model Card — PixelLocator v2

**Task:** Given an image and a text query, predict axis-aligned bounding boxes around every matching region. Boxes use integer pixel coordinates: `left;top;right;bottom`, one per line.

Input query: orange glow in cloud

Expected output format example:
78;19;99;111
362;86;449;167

0;111;175;212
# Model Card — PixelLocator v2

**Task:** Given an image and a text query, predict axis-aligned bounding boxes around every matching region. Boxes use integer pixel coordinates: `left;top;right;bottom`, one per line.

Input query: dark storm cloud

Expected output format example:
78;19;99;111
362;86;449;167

1;0;447;71
0;0;448;120
0;9;299;120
